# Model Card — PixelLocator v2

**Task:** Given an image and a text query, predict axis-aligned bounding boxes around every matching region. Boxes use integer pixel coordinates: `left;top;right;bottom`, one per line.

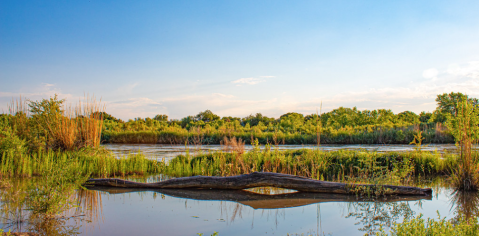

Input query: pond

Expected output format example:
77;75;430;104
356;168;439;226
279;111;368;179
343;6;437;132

0;176;470;236
102;143;464;162
1;144;473;235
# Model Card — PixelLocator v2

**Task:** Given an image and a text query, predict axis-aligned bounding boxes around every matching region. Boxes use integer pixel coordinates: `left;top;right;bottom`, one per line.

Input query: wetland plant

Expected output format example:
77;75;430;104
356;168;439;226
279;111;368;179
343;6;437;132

377;213;479;236
446;99;479;191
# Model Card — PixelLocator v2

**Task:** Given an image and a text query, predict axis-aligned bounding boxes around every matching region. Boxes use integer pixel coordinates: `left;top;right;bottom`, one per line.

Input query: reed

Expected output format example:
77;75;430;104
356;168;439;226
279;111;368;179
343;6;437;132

103;124;454;145
165;148;457;182
0;147;164;178
5;95;104;152
220;136;245;154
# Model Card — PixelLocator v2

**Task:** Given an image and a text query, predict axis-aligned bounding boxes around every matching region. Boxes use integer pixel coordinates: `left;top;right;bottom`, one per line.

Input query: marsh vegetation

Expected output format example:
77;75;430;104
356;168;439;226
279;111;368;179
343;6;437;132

1;92;479;235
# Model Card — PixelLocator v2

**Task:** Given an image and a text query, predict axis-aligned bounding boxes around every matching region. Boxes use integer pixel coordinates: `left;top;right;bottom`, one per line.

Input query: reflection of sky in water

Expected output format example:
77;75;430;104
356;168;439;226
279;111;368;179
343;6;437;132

0;177;466;236
74;186;455;236
103;143;468;162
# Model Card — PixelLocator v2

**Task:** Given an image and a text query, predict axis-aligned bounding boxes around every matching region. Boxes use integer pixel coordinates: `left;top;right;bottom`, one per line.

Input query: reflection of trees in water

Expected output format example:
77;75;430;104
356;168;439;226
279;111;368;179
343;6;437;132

0;179;29;232
216;200;287;228
0;178;103;235
449;190;479;222
76;188;103;223
344;201;415;235
27;215;80;236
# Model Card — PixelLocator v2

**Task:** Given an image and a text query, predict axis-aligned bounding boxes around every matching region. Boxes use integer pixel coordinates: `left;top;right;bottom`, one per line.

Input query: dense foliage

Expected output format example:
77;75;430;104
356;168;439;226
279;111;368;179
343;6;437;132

101;92;478;145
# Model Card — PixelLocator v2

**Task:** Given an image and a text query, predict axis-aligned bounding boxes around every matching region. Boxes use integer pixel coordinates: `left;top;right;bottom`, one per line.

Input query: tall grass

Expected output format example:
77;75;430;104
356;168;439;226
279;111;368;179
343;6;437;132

165;148;458;181
0;147;164;178
103;125;454;145
5;95;104;152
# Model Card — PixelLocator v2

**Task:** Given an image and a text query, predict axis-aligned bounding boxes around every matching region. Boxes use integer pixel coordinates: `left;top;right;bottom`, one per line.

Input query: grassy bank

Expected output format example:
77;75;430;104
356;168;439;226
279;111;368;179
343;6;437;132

164;147;459;182
102;124;454;145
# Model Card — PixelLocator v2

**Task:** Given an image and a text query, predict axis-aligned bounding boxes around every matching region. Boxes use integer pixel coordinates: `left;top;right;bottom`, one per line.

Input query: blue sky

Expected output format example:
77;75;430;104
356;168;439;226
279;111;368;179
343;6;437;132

2;1;479;120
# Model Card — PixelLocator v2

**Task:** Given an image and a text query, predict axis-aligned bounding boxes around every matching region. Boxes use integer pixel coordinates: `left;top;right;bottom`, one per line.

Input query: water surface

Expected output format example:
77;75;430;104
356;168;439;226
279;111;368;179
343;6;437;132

103;143;463;161
0;177;466;236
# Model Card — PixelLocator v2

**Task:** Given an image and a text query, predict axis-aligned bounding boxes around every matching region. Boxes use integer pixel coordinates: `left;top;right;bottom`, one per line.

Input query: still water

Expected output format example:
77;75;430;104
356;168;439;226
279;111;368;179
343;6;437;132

102;143;462;162
0;176;464;236
0;144;471;235
79;181;454;236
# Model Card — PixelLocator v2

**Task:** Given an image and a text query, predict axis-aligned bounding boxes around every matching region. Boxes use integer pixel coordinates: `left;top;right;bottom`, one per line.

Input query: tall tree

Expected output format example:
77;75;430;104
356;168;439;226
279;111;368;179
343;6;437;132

195;110;220;122
153;114;168;122
436;92;479;117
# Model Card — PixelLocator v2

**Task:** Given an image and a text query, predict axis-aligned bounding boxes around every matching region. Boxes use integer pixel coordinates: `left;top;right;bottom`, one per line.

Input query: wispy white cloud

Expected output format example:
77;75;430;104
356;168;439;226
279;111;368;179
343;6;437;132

100;61;479;119
446;61;479;79
5;61;479;120
117;83;139;94
212;93;235;98
292;61;479;115
158;93;278;118
0;83;74;113
232;77;265;85
106;97;165;120
231;76;275;85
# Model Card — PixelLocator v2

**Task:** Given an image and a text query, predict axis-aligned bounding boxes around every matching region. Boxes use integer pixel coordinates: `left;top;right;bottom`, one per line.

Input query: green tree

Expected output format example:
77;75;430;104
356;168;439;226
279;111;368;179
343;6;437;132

436;92;479;117
279;112;304;130
419;111;432;123
93;112;123;123
153;114;168;122
242;113;275;126
195;110;220;122
397;111;419;124
28;95;65;150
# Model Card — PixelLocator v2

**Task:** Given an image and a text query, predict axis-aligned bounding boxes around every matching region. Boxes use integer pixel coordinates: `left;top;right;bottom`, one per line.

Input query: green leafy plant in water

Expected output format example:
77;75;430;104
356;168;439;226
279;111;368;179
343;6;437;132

409;131;425;152
376;212;479;236
26;159;89;218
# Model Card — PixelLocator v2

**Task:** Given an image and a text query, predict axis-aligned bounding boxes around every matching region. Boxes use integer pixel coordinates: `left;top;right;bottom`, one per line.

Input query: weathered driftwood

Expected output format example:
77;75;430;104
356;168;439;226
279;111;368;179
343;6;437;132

86;186;432;209
85;172;432;196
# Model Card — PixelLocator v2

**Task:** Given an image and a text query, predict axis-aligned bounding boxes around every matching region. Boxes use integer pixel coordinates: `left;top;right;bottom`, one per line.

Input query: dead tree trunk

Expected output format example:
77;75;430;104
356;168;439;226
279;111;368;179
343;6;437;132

85;172;432;196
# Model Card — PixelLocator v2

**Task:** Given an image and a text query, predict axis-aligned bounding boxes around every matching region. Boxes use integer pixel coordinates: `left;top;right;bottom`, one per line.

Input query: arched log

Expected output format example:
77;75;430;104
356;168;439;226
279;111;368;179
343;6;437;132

85;172;432;196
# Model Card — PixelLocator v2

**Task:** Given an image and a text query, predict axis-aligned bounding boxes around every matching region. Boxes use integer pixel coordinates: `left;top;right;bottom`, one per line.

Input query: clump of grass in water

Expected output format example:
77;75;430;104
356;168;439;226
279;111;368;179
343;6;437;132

165;148;453;183
446;99;479;191
26;159;88;217
0;160;91;235
0;146;164;178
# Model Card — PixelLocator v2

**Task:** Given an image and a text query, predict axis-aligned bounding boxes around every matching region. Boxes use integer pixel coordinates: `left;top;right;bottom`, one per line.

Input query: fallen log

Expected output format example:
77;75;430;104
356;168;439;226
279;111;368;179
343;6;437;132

85;172;432;196
86;186;432;209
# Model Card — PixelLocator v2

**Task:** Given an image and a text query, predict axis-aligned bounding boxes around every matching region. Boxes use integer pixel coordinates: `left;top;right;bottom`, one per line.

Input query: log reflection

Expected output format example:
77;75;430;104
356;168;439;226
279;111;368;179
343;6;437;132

86;186;431;210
